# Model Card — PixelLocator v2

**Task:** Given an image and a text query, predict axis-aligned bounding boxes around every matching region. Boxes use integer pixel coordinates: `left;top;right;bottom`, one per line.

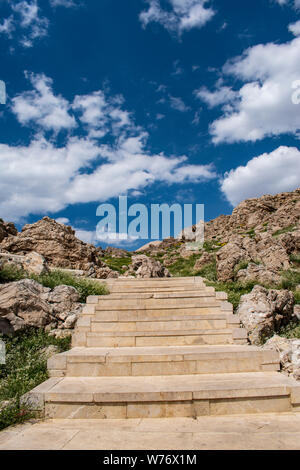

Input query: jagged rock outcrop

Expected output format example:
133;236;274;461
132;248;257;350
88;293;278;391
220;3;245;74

215;233;291;282
264;335;300;380
0;279;82;335
0;217;118;279
140;189;300;284
236;263;281;285
237;286;295;345
125;255;171;278
205;188;300;242
0;219;17;243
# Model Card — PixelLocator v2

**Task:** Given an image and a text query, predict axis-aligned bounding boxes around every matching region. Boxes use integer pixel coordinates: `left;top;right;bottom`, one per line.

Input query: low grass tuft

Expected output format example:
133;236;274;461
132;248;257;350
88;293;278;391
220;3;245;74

0;329;71;431
168;255;199;277
206;280;256;311
279;270;300;292
196;261;218;282
0;265;108;302
278;322;300;340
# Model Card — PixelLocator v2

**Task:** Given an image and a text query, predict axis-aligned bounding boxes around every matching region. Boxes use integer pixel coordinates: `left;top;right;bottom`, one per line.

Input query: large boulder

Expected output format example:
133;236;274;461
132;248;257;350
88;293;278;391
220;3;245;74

0;279;83;334
264;335;300;380
0;217;118;279
126;255;171;278
0;279;52;331
236;285;294;345
216;237;247;282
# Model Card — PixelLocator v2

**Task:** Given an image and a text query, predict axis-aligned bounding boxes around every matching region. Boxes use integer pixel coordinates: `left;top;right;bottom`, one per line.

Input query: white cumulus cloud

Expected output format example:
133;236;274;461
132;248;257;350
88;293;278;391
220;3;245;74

0;74;217;221
196;36;300;143
139;0;215;36
12;73;76;132
221;146;300;206
289;20;300;36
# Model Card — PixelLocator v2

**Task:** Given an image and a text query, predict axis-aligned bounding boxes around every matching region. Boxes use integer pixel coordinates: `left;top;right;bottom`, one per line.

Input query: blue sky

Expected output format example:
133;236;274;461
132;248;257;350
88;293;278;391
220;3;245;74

0;0;300;250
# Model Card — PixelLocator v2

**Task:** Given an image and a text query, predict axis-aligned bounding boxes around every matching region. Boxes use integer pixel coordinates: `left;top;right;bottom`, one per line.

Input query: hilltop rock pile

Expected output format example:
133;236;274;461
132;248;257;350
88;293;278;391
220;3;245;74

0;217;118;279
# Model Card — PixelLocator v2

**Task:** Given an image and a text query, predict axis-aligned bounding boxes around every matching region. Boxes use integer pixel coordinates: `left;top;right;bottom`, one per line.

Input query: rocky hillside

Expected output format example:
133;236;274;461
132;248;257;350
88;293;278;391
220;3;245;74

140;188;300;287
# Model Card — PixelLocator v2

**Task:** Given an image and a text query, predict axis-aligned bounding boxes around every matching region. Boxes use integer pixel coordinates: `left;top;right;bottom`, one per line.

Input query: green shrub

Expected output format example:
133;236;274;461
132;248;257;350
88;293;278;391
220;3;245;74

31;270;108;302
0;329;71;430
0;264;25;284
0;265;108;303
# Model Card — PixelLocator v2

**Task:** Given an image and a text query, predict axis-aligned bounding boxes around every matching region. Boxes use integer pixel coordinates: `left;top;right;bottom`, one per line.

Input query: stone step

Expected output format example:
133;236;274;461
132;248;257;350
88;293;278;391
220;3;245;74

104;289;227;301
93;298;224;311
25;372;300;419
48;345;280;378
104;279;205;289
107;286;207;293
90;318;228;333
105;277;204;283
105;289;221;300
92;309;228;322
75;328;247;348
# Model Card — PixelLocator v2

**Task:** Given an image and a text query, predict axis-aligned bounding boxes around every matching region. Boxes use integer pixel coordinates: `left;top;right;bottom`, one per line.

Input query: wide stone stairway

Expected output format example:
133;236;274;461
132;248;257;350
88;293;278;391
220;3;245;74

25;277;300;420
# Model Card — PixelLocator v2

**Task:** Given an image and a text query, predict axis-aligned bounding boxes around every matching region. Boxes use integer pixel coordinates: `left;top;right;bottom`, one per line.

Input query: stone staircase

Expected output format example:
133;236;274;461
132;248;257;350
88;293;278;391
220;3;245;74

24;277;300;419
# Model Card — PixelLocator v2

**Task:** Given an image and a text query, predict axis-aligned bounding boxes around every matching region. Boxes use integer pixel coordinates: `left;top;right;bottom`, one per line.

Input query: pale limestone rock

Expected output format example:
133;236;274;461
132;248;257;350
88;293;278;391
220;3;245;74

22;251;49;276
126;255;170;278
0;218;17;243
237;286;294;345
216;237;246;282
177;220;205;242
0;279;52;331
264;335;300;380
237;263;281;285
47;285;80;305
294;305;300;320
62;313;77;329
0;279;82;334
